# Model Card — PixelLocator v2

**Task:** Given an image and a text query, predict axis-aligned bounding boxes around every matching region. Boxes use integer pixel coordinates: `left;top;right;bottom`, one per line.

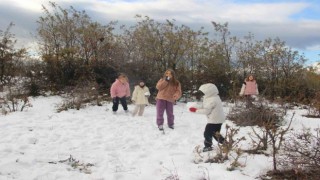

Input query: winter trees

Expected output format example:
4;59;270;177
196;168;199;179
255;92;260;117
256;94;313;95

0;1;317;105
0;23;26;85
37;2;118;90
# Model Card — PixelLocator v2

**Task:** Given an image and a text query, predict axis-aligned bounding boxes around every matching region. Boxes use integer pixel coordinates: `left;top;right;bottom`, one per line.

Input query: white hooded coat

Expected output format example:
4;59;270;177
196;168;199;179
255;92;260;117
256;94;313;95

131;85;150;105
196;83;225;124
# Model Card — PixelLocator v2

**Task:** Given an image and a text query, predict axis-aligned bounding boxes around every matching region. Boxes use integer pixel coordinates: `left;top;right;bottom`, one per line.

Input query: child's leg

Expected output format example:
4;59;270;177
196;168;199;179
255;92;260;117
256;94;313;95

132;104;139;116
212;124;225;144
245;95;253;107
138;105;145;116
165;101;174;127
204;124;214;147
119;97;128;111
112;97;120;112
156;99;166;126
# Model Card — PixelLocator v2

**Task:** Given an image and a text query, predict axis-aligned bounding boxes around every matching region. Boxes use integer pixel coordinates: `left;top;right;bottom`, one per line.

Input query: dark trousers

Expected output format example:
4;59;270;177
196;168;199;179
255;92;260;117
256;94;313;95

112;97;128;112
245;95;254;107
204;123;225;147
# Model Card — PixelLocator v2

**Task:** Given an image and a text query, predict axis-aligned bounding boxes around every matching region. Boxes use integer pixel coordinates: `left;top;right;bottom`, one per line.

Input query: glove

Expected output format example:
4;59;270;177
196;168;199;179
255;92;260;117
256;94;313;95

165;76;170;81
189;107;197;112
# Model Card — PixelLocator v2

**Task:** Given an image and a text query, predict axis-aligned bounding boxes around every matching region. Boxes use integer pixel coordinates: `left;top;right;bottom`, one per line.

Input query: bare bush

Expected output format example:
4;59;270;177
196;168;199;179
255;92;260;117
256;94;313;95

228;100;286;127
246;112;292;154
48;155;94;174
267;113;294;171
163;160;180;180
56;80;101;112
219;125;246;160
262;127;320;179
306;91;320;118
22;60;48;96
205;125;247;171
229;98;294;171
279;127;320;174
197;166;210;180
0;78;32;114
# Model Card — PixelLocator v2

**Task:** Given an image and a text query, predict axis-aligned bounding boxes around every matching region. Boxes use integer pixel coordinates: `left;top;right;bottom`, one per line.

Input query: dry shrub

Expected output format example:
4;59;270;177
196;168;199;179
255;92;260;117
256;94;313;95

261;127;320;179
306;91;320;118
262;169;320;180
206;125;247;171
56;79;101;112
276;128;320;178
230;99;293;172
228;101;285;127
48;155;94;174
0;78;32;114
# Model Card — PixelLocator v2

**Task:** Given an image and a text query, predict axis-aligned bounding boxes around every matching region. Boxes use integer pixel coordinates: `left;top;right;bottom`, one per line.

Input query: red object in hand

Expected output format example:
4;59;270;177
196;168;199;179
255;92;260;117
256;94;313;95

189;107;197;112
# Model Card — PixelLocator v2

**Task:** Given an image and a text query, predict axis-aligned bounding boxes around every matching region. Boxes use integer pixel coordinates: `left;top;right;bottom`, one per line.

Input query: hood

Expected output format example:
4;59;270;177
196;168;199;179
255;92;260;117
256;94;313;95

198;83;219;97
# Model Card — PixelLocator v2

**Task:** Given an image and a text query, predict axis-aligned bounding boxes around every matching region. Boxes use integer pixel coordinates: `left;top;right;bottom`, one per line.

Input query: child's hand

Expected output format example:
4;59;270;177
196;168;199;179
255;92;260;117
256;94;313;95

144;92;150;97
189;107;197;112
173;94;178;100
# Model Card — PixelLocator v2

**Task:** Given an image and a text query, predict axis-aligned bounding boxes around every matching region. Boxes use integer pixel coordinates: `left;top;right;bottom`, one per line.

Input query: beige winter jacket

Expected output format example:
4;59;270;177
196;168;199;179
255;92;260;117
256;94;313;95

131;85;150;105
156;79;182;103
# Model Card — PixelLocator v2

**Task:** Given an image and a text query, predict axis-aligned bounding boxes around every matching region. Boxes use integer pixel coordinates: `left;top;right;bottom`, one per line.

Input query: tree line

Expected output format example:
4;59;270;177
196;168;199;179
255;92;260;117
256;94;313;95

1;2;320;104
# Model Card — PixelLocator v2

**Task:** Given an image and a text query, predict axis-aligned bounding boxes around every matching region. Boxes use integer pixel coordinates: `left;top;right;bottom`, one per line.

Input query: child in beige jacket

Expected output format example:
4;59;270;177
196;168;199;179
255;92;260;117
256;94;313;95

131;80;150;116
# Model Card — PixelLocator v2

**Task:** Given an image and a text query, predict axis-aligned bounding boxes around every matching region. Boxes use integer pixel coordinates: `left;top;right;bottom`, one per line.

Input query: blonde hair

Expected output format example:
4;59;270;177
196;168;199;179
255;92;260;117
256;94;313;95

118;73;128;82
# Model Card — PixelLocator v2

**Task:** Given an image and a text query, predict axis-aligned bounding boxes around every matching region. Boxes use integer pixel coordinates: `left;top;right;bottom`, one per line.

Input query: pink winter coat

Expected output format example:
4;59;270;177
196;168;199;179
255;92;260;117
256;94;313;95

239;80;259;96
110;79;131;98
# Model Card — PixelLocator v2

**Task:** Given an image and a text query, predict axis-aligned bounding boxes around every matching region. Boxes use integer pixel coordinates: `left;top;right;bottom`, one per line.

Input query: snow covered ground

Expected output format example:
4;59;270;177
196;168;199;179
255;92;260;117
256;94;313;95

0;96;319;180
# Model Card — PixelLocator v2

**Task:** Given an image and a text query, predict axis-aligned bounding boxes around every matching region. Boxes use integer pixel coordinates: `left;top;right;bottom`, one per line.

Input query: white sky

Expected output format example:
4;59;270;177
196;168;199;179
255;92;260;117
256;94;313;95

0;0;319;64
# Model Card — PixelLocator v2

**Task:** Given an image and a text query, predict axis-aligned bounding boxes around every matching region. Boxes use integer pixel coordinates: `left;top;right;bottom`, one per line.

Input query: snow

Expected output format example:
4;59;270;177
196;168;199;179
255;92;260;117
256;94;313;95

0;96;319;180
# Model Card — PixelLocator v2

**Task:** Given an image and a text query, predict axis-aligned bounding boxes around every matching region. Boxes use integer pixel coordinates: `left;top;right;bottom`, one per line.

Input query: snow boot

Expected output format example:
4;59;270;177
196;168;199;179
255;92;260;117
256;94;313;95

202;146;213;152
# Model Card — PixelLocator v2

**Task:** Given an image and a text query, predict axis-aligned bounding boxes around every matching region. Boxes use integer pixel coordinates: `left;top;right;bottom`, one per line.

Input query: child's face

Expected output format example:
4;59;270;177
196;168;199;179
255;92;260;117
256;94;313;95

248;75;254;81
165;71;173;78
139;82;145;86
119;76;127;83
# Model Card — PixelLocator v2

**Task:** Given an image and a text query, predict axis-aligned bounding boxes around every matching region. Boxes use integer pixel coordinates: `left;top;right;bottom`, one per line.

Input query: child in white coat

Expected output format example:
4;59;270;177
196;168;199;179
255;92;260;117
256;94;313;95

189;83;226;152
131;80;150;116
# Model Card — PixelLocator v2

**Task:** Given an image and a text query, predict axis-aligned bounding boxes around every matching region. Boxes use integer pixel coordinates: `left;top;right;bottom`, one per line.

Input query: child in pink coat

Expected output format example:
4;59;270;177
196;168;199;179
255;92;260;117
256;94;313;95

239;74;259;107
110;73;131;113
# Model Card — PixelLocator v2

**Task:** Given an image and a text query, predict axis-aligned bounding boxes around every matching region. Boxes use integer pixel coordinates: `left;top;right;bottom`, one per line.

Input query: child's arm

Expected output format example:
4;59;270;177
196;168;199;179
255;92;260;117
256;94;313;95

156;79;168;90
144;87;150;96
110;83;116;98
196;101;215;115
173;83;182;100
126;83;131;97
239;83;245;96
187;101;203;109
131;86;137;102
